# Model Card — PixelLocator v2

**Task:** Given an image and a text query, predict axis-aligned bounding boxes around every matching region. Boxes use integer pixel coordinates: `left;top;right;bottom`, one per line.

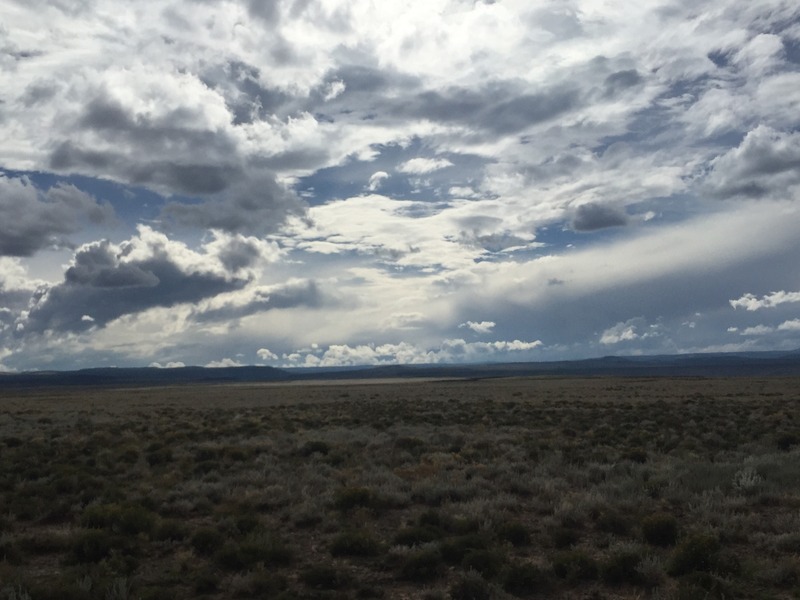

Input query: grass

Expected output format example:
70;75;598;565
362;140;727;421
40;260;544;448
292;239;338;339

0;376;799;598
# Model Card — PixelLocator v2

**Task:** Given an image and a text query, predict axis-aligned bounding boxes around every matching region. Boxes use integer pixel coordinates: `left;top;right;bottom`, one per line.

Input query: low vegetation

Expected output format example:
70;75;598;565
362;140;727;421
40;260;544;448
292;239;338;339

1;376;799;598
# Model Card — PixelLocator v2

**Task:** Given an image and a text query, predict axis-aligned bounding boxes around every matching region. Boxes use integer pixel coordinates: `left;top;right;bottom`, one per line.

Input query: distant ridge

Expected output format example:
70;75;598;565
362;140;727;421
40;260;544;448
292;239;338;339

2;349;800;389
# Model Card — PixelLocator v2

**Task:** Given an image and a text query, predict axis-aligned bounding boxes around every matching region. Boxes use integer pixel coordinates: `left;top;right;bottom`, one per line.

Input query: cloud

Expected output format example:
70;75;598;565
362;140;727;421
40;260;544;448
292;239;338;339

730;290;800;311
706;126;800;199
600;322;639;345
281;337;543;367
16;226;252;335
161;173;305;234
741;325;774;336
192;279;325;323
778;319;800;331
571;203;629;232
205;357;243;368
368;171;389;191
149;361;186;368
398;158;454;175
256;347;278;361
0;175;114;256
459;320;496;334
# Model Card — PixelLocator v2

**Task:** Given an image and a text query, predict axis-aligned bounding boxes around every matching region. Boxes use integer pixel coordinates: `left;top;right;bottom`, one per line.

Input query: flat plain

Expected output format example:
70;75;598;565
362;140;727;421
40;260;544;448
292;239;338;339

1;376;799;599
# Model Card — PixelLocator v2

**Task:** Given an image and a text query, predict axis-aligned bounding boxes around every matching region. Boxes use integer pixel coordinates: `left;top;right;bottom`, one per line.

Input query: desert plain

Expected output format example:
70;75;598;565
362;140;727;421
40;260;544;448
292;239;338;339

1;376;799;599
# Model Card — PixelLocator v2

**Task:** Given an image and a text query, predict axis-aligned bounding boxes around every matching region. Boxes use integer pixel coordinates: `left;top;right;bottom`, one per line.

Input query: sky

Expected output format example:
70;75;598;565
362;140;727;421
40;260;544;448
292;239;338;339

1;0;800;371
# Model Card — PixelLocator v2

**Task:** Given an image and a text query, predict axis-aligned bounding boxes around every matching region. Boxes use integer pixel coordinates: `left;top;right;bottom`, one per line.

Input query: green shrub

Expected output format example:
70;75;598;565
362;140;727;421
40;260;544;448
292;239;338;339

400;548;445;581
68;529;114;563
776;433;799;452
449;572;492;600
623;448;648;463
234;513;261;536
214;540;247;570
462;549;504;579
676;572;733;599
667;533;720;576
81;503;156;535
0;536;23;564
393;526;444;546
441;534;489;565
193;571;220;594
502;563;551;596
153;519;189;542
551;550;598;582
641;513;679;547
145;448;172;467
299;440;330;456
330;529;382;557
496;521;530;547
190;527;224;556
600;549;642;585
549;526;580;549
333;487;383;511
301;565;351;589
239;533;293;566
595;510;632;536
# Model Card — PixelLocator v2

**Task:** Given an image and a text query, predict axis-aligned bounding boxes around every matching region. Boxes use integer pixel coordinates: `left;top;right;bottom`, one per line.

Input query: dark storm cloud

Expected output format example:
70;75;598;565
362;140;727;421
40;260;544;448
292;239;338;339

216;237;264;272
19;235;249;335
707;126;800;199
398;83;581;136
0;175;114;256
193;279;324;323
48;91;306;232
200;60;293;125
49;93;243;195
571;203;629;231
161;173;305;234
51;141;237;196
603;69;643;97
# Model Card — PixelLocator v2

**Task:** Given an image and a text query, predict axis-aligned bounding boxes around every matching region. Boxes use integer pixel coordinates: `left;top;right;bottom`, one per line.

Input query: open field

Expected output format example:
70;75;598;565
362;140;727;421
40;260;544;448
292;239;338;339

1;376;799;599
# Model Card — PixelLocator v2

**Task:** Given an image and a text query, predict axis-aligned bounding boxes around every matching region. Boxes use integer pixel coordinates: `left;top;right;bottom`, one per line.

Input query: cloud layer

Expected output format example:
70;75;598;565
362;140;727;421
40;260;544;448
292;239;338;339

1;0;799;370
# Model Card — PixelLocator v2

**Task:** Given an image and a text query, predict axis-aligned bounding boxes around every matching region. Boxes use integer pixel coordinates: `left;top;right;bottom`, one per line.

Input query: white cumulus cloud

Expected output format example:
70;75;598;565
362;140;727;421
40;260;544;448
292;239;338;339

459;320;496;334
730;290;800;311
397;158;454;175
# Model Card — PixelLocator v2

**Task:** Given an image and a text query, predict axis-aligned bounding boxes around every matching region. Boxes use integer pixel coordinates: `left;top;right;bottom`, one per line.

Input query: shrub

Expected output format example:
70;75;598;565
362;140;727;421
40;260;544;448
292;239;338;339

400;548;445;581
502;563;551;596
330;530;382;557
641;513;679;547
496;521;530;547
69;529;114;563
81;503;156;536
549;526;580;549
441;534;489;565
190;527;224;556
776;433;799;452
462;549;504;579
667;533;720;576
393;526;444;546
600;549;642;585
595;510;632;536
214;541;246;570
153;519;189;542
301;565;351;589
333;487;382;511
239;533;293;566
299;441;330;456
623;448;648;463
676;572;733;599
449;572;492;600
193;572;220;594
551;550;598;582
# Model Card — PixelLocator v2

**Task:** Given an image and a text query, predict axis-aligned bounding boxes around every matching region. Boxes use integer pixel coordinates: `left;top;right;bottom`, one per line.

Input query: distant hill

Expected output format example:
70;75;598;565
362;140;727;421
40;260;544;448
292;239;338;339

2;349;800;389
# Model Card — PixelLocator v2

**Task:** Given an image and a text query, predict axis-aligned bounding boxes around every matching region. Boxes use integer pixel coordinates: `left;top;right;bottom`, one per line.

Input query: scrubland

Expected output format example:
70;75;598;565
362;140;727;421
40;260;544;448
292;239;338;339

1;376;799;599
